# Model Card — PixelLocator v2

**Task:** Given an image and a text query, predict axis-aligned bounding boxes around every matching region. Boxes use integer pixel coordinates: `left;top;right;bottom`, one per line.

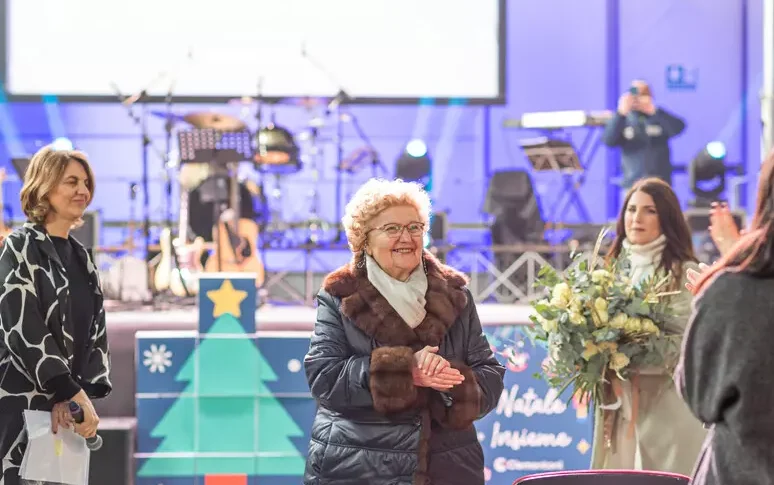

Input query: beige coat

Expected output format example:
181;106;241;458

590;261;707;475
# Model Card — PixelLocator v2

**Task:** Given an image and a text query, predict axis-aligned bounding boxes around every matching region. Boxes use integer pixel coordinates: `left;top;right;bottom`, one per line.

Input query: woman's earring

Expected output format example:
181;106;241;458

422;253;428;274
356;249;366;269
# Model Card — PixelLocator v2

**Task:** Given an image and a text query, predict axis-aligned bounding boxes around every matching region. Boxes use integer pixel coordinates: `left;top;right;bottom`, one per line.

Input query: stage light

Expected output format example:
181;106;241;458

689;141;727;207
395;139;432;192
405;139;427;158
706;141;726;159
51;137;73;151
395;139;435;246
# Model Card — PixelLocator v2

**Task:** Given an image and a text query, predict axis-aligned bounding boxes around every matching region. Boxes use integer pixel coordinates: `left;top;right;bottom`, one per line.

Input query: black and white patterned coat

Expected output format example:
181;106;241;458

0;223;112;484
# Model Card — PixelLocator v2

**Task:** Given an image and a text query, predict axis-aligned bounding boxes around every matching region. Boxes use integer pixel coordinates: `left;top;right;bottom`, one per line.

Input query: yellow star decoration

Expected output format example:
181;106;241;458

206;280;248;318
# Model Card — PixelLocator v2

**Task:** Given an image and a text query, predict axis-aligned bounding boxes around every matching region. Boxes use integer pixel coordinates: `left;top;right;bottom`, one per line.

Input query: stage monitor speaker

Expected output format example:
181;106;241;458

429;211;448;243
484;170;544;244
71;210;99;249
88;418;135;485
483;170;545;300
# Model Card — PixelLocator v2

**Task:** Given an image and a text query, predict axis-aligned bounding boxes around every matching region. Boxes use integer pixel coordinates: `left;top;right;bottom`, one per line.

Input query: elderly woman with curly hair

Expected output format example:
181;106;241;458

303;179;505;485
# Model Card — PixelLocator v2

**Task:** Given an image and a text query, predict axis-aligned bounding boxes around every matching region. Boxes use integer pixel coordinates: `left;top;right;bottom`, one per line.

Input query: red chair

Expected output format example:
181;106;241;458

513;470;691;485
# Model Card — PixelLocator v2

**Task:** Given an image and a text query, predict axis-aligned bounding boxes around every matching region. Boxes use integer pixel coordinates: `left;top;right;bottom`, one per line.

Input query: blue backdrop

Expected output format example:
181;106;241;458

0;0;760;264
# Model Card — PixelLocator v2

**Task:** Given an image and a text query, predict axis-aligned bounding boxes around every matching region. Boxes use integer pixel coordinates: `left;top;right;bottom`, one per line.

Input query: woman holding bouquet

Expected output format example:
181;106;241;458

590;177;706;474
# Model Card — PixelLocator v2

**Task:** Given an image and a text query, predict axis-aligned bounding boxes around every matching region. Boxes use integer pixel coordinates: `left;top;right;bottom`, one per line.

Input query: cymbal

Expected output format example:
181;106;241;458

183;112;247;131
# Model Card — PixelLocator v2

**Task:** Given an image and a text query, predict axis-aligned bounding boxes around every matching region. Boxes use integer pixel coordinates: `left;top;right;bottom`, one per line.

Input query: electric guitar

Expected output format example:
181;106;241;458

154;190;206;296
170;189;205;296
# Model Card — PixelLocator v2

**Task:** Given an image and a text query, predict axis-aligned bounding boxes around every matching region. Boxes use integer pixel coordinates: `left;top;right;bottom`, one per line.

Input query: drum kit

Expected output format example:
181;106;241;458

104;50;389;304
152;96;339;248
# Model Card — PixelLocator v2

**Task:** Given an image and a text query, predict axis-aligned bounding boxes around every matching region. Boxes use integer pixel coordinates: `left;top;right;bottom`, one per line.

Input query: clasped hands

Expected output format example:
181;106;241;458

50;390;100;439
412;345;465;392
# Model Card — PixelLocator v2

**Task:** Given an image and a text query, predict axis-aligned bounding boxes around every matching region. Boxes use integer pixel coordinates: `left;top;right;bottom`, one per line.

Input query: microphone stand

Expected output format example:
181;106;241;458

163;79;177;240
301;43;351;243
347;110;386;178
109;77;168;298
329;92;349;243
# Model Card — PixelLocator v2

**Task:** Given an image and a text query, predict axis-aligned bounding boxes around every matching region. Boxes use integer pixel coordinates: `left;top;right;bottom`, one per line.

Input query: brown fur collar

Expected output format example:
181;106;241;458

323;250;469;347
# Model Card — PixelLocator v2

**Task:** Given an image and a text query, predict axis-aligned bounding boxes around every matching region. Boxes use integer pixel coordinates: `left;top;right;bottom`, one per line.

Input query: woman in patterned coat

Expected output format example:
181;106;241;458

0;145;112;484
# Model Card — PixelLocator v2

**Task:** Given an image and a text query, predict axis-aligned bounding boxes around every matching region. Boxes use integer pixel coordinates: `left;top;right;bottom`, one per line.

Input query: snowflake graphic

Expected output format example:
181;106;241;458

143;344;173;373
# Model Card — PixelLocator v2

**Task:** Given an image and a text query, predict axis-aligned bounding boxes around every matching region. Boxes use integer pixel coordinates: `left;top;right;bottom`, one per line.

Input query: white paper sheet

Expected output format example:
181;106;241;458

20;410;90;485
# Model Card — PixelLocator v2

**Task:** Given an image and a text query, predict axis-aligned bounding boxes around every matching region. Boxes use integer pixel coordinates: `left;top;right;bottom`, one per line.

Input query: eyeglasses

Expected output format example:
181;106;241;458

373;222;425;238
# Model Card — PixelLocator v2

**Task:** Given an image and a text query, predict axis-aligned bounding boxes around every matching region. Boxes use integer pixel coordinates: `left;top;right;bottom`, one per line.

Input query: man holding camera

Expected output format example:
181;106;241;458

603;80;686;189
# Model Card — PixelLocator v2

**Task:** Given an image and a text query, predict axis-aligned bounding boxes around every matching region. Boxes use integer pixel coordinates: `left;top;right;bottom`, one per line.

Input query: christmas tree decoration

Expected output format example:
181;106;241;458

135;274;312;483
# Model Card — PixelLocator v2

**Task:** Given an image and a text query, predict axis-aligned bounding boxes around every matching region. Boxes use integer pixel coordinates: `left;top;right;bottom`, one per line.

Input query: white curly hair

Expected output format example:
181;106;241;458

342;178;432;254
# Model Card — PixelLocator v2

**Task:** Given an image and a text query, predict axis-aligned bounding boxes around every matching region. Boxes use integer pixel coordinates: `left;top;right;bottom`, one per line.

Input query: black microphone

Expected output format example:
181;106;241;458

68;401;103;451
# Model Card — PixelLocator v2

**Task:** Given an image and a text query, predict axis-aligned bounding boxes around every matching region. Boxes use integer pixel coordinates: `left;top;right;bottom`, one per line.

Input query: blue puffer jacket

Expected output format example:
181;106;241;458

303;251;505;485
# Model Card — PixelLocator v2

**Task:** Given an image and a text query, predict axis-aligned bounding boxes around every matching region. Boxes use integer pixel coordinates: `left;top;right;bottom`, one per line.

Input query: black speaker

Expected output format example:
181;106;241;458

429;212;448;243
484;170;544;244
88;418;135;485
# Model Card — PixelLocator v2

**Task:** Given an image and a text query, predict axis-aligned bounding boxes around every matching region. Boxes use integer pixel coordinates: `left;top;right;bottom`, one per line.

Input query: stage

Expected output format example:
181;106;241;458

98;302;535;418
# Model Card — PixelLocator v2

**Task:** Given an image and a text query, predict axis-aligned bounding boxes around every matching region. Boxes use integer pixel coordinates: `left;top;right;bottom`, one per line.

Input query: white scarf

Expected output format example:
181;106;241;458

622;234;667;285
366;255;428;328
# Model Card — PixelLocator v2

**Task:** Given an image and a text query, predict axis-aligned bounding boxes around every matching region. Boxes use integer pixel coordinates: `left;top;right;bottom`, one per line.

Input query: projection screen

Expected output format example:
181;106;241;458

2;0;505;104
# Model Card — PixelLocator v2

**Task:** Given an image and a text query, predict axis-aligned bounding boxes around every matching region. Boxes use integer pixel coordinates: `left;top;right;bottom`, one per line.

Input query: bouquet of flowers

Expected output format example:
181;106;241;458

526;229;681;407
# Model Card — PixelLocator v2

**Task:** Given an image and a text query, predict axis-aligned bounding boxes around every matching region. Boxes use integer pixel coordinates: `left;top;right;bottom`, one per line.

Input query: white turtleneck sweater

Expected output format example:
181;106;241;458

622;234;667;285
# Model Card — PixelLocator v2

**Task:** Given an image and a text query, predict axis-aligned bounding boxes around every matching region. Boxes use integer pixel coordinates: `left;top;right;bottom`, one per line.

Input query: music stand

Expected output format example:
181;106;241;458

177;129;251;273
519;137;590;223
519;137;583;173
177;129;253;166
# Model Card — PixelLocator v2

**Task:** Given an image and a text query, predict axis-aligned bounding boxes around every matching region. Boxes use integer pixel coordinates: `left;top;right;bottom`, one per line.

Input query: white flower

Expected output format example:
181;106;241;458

610;352;630;371
582;341;599;360
624;316;643;335
551;283;572;309
591;269;612;284
537;315;559;333
592;298;609;326
143;344;173;373
641;318;660;336
609;313;628;329
569;311;586;326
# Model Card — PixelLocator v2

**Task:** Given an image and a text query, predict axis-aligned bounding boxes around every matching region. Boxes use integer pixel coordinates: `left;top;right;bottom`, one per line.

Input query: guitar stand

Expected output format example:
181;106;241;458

198;174;230;273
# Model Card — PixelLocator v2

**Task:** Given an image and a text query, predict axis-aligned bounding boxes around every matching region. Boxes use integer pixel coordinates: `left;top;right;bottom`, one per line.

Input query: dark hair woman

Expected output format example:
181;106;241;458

590;177;705;475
